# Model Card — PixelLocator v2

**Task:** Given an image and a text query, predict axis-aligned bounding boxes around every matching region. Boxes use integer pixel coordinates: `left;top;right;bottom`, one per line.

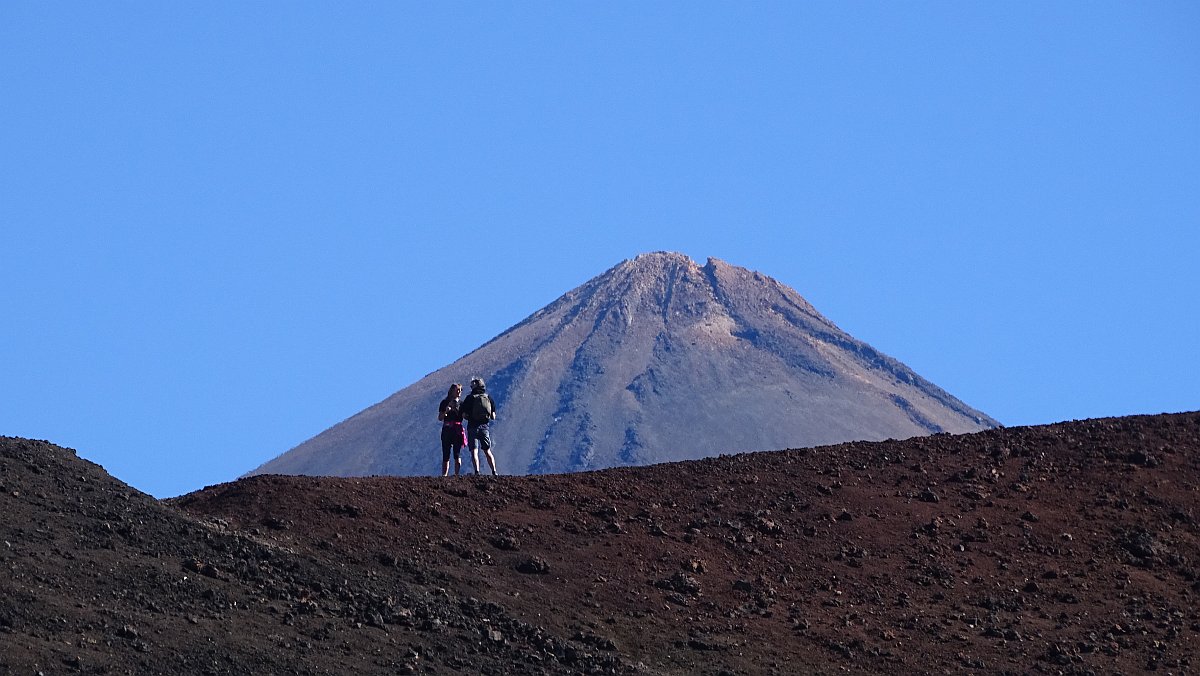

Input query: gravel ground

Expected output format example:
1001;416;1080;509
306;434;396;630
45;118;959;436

3;411;1198;674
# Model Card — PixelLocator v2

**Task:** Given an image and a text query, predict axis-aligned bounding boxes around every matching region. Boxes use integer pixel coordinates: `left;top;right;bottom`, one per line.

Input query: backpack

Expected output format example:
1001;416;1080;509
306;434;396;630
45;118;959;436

466;393;494;424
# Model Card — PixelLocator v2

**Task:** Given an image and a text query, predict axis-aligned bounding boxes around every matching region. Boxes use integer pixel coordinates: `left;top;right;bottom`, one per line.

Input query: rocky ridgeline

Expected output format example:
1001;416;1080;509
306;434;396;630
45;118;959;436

0;437;626;675
4;411;1200;674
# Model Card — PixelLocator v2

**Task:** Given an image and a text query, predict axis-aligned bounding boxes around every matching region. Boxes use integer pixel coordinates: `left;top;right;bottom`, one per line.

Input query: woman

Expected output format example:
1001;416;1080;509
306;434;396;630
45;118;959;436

437;383;467;476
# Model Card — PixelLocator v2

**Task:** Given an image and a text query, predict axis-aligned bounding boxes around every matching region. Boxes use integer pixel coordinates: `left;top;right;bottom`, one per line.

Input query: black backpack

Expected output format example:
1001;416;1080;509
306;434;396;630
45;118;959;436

466;393;494;423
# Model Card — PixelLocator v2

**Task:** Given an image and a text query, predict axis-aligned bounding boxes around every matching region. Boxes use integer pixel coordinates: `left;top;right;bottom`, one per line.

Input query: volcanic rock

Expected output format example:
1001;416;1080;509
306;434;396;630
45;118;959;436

5;411;1199;674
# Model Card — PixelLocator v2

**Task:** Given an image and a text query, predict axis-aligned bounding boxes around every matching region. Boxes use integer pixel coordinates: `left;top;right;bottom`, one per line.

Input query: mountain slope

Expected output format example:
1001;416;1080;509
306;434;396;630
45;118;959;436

0;436;577;675
6;412;1198;674
251;252;996;478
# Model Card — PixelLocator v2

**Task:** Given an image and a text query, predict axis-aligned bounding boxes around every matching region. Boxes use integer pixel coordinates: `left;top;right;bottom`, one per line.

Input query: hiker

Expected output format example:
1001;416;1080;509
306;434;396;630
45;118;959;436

460;377;499;476
437;383;467;476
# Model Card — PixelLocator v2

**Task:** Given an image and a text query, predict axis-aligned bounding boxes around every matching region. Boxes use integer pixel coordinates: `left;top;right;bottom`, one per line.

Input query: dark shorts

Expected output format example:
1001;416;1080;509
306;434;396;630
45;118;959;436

467;422;492;452
441;425;465;462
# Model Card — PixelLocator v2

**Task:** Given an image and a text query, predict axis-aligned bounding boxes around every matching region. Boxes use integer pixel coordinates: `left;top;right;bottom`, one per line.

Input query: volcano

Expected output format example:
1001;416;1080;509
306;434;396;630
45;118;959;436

250;252;997;478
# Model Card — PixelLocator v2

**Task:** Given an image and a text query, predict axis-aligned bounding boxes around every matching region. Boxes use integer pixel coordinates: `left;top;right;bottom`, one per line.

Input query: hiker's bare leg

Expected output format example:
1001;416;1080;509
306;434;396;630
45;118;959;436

484;449;498;476
471;446;481;474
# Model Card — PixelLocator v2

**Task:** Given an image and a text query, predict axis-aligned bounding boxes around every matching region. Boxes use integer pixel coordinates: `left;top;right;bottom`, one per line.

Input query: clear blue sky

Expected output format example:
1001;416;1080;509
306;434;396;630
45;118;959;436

3;3;1197;498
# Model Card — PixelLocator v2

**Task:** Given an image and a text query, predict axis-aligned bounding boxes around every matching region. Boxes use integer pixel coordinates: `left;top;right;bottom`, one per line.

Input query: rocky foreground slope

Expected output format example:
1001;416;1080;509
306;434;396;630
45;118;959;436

3;412;1199;674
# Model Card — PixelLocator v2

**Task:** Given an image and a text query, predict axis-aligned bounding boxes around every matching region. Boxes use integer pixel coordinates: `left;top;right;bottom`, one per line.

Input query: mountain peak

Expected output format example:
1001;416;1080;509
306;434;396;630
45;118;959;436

250;255;997;478
631;250;696;265
605;251;703;284
611;251;730;276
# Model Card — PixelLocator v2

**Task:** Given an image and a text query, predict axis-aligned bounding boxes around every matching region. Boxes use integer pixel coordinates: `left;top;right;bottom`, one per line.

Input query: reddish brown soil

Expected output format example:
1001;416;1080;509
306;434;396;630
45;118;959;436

3;412;1199;674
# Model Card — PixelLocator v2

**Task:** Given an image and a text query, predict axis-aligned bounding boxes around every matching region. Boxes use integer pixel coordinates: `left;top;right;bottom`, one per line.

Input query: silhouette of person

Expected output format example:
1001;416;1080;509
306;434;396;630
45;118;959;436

460;377;498;475
437;383;466;476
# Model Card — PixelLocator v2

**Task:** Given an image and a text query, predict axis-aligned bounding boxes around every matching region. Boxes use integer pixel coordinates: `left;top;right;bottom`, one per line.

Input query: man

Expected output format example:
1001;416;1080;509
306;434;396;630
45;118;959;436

460;377;499;476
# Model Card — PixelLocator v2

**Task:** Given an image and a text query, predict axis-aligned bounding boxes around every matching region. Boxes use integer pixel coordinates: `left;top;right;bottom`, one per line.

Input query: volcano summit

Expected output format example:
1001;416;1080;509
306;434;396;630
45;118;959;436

251;253;997;477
